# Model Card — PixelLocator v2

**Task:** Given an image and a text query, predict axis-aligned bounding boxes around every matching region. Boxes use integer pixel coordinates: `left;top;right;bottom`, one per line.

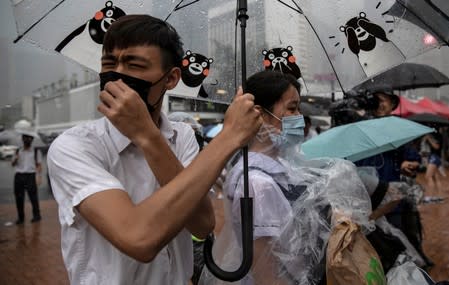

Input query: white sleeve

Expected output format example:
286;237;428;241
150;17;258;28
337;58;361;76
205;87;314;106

232;171;291;239
47;133;124;226
175;123;199;167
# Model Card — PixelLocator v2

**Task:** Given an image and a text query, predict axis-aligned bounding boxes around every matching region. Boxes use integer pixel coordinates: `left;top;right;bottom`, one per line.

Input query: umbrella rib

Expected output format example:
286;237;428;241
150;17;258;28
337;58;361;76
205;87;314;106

275;0;344;91
13;0;67;43
276;0;303;14
165;0;201;21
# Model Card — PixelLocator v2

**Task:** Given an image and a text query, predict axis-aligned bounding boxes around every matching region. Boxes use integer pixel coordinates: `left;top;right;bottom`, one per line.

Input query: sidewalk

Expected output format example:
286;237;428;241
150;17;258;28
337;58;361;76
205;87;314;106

0;199;69;284
0;173;448;284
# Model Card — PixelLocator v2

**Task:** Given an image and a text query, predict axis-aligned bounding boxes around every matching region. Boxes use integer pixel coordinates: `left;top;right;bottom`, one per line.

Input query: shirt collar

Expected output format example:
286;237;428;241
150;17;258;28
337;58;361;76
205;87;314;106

106;112;176;153
246;152;286;175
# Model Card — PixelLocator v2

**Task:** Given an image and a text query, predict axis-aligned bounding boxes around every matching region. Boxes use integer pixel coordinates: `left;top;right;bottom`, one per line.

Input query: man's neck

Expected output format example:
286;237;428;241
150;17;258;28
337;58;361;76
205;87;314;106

151;109;162;129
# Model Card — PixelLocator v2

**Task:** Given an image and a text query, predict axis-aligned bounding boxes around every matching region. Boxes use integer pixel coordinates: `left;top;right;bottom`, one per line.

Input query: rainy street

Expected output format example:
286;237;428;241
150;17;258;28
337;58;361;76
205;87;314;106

0;157;53;205
0;162;449;283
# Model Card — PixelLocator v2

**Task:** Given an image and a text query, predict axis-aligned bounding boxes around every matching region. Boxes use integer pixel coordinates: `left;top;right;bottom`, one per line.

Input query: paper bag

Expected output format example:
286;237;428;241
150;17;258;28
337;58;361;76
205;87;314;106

326;220;386;285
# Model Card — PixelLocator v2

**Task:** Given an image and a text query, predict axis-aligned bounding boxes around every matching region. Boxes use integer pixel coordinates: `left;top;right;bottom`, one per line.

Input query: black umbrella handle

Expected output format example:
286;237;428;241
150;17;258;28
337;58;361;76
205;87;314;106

203;197;253;282
203;1;254;282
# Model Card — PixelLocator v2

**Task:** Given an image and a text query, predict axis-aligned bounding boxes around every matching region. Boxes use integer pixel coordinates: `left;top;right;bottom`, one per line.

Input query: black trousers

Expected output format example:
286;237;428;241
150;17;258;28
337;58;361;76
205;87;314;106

14;173;41;221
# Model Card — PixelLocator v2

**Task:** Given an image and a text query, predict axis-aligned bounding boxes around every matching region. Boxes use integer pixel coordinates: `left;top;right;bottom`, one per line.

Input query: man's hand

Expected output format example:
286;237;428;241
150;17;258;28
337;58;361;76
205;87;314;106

97;79;157;145
219;87;263;148
400;160;419;176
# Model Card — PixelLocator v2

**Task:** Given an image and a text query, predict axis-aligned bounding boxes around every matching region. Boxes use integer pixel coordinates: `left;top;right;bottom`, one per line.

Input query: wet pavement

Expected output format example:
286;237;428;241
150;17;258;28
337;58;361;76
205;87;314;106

0;162;448;284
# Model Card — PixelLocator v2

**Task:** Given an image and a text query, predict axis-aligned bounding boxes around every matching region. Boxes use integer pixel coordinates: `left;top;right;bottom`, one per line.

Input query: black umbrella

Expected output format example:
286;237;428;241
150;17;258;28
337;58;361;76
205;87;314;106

407;113;449;126
352;63;449;93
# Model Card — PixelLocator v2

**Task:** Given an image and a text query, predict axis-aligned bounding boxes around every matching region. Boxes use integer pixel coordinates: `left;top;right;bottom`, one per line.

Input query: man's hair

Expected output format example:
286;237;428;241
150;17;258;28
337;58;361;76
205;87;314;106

246;70;301;112
103;15;184;70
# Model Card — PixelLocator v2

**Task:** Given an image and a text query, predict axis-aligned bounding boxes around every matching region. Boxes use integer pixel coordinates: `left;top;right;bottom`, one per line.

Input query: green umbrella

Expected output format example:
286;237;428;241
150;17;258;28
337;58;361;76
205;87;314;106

301;116;434;162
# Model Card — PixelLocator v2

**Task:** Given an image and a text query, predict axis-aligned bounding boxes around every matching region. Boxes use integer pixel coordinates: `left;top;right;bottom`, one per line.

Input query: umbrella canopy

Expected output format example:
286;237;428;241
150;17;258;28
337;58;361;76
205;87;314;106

301;116;434;162
0;129;45;147
387;0;449;46
407;113;449;126
392;96;436;117
11;0;443;99
11;0;239;103
351;63;449;93
284;0;441;93
205;123;223;138
417;97;449;118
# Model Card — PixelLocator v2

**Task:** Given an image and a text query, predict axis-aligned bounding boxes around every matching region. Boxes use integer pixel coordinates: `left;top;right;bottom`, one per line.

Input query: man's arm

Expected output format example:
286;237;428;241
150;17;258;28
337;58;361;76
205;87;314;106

77;86;261;263
133;126;214;239
11;149;19;167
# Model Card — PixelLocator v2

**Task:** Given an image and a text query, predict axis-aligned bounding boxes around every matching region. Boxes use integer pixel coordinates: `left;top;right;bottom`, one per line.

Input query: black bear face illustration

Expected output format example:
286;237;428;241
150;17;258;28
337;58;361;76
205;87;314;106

88;1;126;44
340;12;389;55
262;46;302;79
181;50;214;88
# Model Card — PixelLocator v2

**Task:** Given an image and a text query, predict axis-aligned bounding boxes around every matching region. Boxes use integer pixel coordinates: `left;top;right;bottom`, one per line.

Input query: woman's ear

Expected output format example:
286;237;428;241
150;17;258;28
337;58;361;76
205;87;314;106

165;67;181;90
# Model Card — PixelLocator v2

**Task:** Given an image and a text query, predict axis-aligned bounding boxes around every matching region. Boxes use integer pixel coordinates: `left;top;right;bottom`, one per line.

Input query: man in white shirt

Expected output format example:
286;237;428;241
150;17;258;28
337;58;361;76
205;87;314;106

11;133;42;224
47;15;262;285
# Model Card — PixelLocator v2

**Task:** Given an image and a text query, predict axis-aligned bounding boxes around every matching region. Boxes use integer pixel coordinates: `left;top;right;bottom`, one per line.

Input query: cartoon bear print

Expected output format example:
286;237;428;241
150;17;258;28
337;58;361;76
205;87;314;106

170;50;214;98
181;50;214;88
54;1;126;72
262;46;302;79
340;12;405;77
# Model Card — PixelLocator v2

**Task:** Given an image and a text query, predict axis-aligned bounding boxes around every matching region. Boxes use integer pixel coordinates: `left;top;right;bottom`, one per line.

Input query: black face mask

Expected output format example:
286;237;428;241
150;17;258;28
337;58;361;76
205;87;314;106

99;71;167;113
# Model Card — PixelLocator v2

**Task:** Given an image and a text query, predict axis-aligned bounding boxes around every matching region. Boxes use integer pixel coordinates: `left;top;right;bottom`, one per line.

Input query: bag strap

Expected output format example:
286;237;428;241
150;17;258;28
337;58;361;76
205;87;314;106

235;166;306;203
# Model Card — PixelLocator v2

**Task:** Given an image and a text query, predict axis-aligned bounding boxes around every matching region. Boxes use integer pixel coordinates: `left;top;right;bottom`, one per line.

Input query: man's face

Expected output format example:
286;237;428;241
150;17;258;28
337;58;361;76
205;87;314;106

22;135;33;146
100;45;171;110
375;93;394;117
266;84;301;131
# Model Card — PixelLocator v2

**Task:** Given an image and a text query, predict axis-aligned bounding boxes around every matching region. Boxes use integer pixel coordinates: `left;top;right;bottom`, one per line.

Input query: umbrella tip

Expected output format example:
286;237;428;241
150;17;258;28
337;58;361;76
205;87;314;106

13;35;23;44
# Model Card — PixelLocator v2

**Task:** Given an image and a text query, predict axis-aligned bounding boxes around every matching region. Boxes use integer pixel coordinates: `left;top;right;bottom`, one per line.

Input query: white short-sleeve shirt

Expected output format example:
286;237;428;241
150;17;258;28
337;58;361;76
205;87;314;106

225;152;293;240
47;113;199;285
224;152;293;285
15;147;42;173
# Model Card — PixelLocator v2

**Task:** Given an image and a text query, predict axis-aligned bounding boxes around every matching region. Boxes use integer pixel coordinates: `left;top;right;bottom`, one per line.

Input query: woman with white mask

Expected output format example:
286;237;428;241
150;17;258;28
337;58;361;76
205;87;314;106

201;70;307;285
199;70;374;285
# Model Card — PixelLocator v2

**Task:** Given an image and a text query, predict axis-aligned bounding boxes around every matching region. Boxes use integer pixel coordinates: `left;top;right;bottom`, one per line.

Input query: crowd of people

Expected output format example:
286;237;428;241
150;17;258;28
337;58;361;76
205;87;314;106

37;14;448;285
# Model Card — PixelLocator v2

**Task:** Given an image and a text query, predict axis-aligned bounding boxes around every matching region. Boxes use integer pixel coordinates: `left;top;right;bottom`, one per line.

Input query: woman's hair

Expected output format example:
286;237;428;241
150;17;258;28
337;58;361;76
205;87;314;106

246;70;301;112
103;15;184;70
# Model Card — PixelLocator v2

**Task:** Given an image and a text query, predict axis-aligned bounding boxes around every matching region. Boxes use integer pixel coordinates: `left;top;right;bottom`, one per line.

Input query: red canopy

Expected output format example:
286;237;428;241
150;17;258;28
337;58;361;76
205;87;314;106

392;96;435;117
417;97;449;118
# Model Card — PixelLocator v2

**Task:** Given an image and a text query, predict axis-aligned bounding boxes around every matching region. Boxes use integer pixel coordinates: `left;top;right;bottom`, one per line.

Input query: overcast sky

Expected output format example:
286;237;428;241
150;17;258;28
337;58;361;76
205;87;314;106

0;1;87;107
